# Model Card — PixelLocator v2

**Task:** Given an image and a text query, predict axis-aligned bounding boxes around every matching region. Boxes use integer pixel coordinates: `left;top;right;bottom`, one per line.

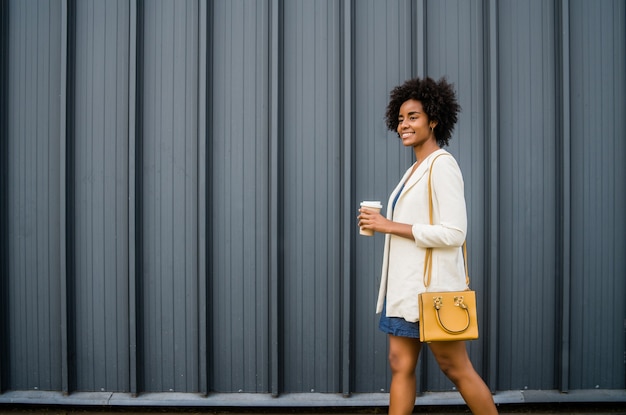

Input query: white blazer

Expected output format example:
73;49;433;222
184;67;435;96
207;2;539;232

376;149;468;322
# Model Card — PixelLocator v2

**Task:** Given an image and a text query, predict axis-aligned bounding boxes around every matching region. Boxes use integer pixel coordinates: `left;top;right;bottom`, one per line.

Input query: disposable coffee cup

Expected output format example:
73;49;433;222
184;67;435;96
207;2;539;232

360;201;383;236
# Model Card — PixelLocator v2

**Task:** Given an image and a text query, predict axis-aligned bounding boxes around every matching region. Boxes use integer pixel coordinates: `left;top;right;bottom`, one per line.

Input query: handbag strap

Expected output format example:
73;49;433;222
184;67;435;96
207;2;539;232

423;153;470;288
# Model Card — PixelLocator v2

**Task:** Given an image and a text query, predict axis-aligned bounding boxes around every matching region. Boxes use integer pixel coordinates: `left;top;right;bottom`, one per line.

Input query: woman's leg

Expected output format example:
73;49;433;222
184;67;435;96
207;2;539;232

388;334;422;415
428;341;497;415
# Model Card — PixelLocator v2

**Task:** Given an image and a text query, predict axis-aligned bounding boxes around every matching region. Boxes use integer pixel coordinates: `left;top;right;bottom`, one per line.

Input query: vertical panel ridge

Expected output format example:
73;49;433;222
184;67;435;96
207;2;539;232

128;0;143;396
340;0;354;397
198;0;209;396
61;0;78;394
411;0;428;393
269;0;283;397
412;0;426;77
0;0;9;394
557;0;571;393
485;0;499;392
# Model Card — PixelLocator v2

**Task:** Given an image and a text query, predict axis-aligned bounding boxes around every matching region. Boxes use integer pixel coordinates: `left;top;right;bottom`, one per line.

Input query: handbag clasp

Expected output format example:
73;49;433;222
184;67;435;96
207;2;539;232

434;295;468;310
454;296;468;309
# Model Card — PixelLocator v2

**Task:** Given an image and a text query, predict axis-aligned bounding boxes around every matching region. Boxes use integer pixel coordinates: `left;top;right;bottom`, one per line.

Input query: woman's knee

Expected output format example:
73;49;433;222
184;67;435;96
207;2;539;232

388;351;416;375
388;349;405;372
437;356;474;384
387;338;420;374
430;344;473;382
438;359;459;380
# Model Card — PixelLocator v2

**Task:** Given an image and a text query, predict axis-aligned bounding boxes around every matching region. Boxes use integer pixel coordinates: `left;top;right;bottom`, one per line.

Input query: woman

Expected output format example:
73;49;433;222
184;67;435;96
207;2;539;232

358;77;497;415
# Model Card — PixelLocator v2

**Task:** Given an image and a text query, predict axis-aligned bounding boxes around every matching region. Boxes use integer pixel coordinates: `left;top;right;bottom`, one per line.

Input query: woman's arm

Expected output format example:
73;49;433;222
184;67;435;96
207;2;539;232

358;156;467;245
412;156;467;247
357;209;415;240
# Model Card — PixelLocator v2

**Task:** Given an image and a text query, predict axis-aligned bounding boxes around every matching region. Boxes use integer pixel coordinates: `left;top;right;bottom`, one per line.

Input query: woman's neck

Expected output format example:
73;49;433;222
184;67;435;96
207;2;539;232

413;140;440;167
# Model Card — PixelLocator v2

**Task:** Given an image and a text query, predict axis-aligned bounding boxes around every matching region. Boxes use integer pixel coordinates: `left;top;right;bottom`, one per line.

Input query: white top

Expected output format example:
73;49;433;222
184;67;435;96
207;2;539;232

376;149;468;322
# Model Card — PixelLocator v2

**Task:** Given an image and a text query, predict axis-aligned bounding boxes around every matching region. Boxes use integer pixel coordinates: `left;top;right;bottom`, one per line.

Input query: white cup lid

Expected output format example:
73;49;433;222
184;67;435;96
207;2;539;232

360;201;382;208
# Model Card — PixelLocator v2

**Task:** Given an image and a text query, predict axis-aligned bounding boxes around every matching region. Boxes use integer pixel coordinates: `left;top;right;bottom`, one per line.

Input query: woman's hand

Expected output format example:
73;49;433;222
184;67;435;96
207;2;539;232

358;207;390;234
357;208;415;240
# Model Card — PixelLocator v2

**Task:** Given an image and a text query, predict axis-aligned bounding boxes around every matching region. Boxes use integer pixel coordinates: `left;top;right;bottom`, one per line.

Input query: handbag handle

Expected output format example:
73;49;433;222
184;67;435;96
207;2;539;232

433;295;471;334
423;154;470;288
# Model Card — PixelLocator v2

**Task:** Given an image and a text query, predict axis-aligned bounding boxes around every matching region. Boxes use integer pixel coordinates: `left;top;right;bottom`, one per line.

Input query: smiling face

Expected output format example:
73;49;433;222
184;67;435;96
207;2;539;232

397;99;437;148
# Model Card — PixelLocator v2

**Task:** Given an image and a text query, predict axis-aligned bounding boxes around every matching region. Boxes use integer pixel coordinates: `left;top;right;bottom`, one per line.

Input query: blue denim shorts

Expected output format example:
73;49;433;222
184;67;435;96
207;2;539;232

378;300;420;339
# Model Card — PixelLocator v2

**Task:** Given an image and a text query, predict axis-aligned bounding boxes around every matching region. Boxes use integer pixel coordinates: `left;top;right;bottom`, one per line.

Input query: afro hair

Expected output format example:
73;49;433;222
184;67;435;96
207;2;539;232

385;77;460;147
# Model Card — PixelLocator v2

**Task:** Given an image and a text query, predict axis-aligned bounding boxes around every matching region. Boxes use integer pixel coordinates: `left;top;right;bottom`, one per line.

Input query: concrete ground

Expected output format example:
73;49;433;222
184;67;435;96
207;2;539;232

1;390;624;415
1;403;626;415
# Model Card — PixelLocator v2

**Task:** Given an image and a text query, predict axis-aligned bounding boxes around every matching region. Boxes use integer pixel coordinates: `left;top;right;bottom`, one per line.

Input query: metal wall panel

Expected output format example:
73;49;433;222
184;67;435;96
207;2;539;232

352;0;414;393
0;0;8;393
281;0;343;393
424;0;487;391
569;0;626;390
73;0;130;392
140;0;199;392
497;0;559;390
6;0;63;391
1;0;625;402
210;0;271;393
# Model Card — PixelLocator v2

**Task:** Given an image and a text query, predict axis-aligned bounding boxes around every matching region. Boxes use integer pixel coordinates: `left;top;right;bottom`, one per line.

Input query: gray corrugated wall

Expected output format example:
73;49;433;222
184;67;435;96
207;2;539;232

1;0;624;400
423;0;488;391
5;0;63;391
74;0;130;392
211;0;271;393
282;0;343;393
141;0;200;393
498;0;558;390
569;0;626;390
353;0;416;394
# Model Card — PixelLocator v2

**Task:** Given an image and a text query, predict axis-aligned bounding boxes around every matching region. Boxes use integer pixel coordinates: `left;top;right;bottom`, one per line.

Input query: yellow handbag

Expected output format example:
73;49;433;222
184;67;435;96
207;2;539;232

418;155;479;343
